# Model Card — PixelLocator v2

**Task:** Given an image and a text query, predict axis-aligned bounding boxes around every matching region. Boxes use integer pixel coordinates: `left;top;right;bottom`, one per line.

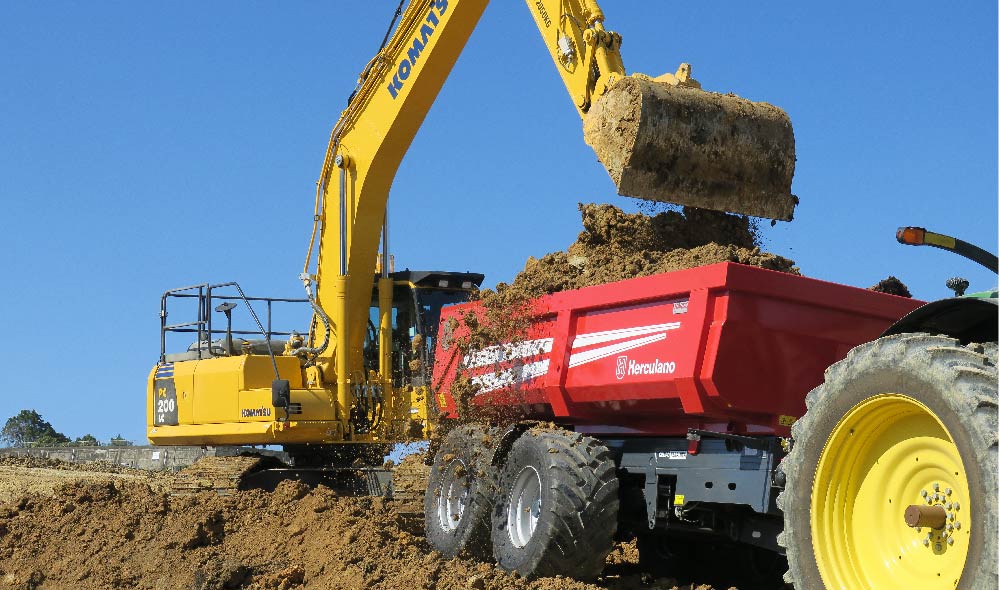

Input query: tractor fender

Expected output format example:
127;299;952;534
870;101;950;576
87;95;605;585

882;296;997;344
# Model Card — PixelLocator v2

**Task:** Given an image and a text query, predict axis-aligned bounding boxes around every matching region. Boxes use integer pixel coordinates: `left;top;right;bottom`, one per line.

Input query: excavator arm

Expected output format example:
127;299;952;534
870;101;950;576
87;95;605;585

298;0;797;437
147;0;797;448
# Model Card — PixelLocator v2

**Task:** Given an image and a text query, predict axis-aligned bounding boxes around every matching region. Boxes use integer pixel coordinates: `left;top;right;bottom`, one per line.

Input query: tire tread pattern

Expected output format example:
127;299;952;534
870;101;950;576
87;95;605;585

778;334;998;589
492;428;619;580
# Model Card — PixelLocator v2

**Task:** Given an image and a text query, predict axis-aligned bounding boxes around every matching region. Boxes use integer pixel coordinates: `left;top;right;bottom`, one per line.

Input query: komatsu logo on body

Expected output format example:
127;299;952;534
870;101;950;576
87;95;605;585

615;355;676;380
387;0;450;100
241;407;271;418
534;1;552;27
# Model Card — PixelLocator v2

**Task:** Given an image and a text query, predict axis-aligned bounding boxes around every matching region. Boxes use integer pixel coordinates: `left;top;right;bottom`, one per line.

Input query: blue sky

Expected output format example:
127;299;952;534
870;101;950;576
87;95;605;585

0;2;996;443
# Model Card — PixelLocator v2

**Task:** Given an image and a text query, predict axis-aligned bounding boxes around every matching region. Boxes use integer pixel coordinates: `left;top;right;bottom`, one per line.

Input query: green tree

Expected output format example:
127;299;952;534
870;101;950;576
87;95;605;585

1;410;70;447
109;433;133;446
75;434;99;446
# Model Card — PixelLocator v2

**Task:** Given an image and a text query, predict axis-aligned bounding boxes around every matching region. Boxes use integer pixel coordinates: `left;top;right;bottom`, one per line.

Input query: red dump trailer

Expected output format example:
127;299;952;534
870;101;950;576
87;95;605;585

423;262;932;585
433;262;921;435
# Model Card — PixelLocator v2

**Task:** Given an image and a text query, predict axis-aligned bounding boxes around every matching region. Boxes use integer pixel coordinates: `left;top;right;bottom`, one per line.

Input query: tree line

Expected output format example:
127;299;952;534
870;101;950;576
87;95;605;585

0;410;132;447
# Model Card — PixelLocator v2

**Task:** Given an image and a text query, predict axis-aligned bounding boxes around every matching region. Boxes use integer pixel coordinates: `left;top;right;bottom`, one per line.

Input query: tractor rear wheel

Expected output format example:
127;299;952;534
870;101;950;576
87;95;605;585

491;428;618;580
424;424;496;559
779;334;997;590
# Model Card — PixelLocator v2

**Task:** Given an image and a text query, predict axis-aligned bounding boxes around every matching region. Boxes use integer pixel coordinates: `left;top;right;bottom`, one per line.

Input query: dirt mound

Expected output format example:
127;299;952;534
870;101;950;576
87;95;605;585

489;203;797;301
0;458;168;505
0;455;152;475
0;473;738;590
869;275;911;297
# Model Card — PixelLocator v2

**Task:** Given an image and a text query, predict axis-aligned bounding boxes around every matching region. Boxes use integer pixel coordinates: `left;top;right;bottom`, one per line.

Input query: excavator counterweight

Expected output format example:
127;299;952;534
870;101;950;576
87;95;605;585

585;76;797;221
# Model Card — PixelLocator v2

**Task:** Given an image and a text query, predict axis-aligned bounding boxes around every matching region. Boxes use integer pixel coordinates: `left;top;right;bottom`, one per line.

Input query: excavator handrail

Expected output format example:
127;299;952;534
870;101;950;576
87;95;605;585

158;282;308;364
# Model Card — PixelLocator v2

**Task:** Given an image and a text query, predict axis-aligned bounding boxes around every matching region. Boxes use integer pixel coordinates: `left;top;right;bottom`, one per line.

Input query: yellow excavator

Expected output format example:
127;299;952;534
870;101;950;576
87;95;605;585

147;0;796;457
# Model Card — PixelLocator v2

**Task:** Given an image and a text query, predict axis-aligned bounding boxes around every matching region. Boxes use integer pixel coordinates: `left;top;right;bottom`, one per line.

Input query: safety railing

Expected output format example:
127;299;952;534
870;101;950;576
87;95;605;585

159;282;308;364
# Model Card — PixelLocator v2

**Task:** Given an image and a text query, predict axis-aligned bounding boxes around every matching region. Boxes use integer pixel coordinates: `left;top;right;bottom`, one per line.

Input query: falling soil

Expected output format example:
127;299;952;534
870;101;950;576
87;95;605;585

0;462;750;590
869;275;912;298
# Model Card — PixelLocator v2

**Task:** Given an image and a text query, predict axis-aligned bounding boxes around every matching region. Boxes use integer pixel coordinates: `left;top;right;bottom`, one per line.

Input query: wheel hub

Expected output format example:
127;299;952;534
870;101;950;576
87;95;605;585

507;465;542;548
811;394;971;589
436;459;470;532
907;482;964;552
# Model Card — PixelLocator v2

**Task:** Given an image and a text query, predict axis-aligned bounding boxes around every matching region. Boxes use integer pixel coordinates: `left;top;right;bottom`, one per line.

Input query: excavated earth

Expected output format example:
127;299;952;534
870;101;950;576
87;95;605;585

502;203;797;297
0;460;749;590
451;203;798;358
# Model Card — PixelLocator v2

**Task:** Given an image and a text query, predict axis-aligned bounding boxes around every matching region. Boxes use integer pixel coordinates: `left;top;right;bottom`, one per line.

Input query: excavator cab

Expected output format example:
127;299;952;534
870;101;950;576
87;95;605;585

364;271;484;387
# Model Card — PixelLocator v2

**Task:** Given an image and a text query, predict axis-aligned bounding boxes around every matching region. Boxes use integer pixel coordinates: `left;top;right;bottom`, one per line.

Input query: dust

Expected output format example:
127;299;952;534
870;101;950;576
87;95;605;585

0;467;743;590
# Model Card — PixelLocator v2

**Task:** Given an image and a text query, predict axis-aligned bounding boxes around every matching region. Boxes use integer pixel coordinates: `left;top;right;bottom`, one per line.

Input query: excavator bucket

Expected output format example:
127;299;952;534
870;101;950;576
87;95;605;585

584;76;797;221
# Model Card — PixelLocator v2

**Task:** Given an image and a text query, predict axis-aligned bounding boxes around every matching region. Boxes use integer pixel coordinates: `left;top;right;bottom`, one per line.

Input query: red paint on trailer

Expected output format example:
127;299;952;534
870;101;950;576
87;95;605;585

431;262;923;437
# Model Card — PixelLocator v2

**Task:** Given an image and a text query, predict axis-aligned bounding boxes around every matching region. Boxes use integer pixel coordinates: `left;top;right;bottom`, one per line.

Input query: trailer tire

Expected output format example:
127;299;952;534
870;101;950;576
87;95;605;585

779;334;997;590
491;428;618;580
424;424;497;559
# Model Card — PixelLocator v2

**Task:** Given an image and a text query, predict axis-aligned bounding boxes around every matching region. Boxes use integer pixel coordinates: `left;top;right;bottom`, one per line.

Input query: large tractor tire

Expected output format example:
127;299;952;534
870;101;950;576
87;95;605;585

779;334;998;590
424;424;497;559
491;428;618;580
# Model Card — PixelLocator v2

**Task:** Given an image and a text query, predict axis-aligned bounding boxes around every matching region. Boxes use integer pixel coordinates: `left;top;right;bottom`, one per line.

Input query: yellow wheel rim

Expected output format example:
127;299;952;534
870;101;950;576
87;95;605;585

812;394;971;590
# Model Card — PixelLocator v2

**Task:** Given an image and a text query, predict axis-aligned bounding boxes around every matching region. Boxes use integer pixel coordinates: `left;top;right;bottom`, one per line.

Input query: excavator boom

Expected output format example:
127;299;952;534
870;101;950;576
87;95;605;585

302;0;799;435
149;0;798;450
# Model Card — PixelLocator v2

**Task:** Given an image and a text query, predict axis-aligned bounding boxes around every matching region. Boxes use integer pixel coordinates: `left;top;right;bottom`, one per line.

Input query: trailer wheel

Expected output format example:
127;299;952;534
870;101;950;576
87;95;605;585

779;334;997;590
424;424;496;559
491;428;618;580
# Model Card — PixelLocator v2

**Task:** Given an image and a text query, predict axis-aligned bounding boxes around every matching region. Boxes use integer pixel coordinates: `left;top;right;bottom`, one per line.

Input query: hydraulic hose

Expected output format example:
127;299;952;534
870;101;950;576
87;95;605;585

296;273;332;357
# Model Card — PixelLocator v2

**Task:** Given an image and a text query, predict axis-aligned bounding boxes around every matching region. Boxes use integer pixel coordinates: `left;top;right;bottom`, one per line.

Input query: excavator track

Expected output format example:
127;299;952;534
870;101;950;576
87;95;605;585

170;456;268;495
391;454;431;517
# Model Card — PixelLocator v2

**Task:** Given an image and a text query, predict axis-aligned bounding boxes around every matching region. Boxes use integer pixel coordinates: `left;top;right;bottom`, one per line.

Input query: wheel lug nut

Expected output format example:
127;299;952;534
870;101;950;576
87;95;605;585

954;502;961;510
923;538;931;546
948;537;955;546
946;502;953;510
921;490;929;498
945;488;952;496
955;522;961;530
933;483;940;492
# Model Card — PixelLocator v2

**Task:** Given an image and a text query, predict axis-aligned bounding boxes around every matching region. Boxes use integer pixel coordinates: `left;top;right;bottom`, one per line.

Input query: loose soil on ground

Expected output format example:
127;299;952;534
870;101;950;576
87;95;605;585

0;460;753;590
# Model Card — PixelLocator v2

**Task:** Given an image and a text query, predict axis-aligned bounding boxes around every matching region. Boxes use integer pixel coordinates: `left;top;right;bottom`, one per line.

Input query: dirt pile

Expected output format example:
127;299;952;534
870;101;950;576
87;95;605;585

0;472;738;590
498;204;797;298
457;203;796;346
869;275;912;297
0;457;169;505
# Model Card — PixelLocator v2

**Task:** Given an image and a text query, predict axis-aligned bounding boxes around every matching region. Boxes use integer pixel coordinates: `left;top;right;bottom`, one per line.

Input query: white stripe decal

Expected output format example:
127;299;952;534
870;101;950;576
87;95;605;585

463;338;554;370
472;359;550;394
568;333;667;368
571;322;680;349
